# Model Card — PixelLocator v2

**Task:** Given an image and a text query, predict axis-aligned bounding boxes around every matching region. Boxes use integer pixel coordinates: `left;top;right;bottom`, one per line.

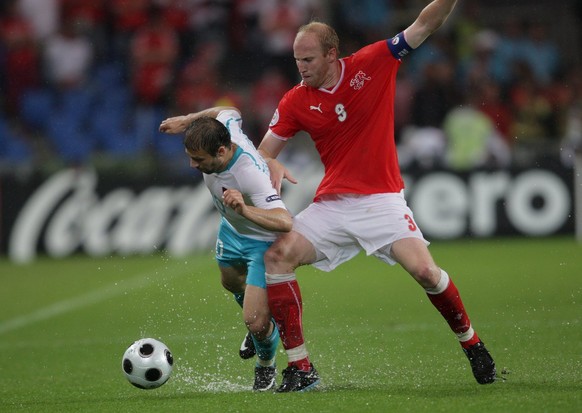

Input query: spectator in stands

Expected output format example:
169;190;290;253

521;21;560;86
393;68;415;144
229;0;262;55
405;31;453;82
172;40;224;115
129;4;179;106
490;18;527;87
258;0;316;83
411;57;461;129
453;0;483;63
156;0;191;61
16;0;59;41
402;55;462;170
43;17;93;89
559;66;582;167
183;0;231;57
0;0;577;172
109;0;149;62
397;126;447;171
59;0;107;62
509;61;556;165
443;90;511;170
459;29;498;90
0;0;40;114
475;80;514;147
332;0;393;46
546;69;578;140
248;67;292;144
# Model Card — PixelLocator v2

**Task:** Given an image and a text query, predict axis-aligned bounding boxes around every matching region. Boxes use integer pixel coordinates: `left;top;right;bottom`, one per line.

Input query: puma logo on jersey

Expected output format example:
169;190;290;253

309;103;323;113
350;71;371;90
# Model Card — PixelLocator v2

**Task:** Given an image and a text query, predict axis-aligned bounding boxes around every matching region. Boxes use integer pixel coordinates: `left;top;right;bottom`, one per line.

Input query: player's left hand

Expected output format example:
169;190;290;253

222;189;245;215
159;116;191;134
267;159;297;194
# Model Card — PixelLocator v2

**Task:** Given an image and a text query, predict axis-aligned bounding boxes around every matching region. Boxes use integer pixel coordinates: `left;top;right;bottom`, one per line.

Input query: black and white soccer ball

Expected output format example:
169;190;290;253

122;338;174;389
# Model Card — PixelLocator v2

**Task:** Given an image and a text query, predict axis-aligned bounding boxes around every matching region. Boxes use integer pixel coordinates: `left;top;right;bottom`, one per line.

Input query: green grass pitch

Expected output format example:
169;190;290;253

0;237;580;412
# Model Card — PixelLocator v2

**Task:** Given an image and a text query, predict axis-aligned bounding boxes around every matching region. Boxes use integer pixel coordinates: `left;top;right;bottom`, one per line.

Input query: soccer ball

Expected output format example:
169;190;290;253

121;338;174;389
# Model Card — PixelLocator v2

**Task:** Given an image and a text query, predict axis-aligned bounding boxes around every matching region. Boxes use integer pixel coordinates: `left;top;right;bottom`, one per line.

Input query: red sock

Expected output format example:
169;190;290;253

426;278;480;348
267;279;311;370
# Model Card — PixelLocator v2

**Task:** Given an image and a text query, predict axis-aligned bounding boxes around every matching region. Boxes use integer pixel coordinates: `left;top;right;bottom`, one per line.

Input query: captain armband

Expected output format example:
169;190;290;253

387;32;413;60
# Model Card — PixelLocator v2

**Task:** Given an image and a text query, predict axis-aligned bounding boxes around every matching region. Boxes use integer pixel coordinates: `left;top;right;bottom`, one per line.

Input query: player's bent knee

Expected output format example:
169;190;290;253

221;278;243;293
245;314;271;340
264;233;305;270
263;242;289;266
409;264;440;288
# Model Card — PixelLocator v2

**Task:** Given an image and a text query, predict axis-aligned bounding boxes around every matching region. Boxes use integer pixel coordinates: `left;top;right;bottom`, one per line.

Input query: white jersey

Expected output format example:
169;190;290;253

203;109;287;241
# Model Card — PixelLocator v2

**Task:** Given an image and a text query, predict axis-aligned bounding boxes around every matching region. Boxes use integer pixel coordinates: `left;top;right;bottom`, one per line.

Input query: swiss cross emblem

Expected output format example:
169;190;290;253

349;71;371;90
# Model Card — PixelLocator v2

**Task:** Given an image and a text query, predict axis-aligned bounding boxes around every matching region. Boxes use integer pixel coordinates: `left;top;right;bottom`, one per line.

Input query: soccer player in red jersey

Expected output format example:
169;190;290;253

258;0;497;392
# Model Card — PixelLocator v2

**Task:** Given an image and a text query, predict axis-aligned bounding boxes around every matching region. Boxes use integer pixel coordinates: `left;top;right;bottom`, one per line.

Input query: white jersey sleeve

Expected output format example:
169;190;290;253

216;109;258;154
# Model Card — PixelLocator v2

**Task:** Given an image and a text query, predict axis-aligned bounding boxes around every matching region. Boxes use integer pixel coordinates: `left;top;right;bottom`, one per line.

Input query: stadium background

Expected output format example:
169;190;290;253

1;2;581;411
1;0;582;261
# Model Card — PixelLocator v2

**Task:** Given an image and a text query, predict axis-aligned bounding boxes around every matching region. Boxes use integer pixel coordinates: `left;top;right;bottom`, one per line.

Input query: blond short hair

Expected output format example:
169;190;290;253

297;21;340;56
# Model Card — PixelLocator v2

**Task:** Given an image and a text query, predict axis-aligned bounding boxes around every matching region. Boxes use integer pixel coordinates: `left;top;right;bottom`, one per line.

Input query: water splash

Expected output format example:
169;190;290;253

171;361;250;393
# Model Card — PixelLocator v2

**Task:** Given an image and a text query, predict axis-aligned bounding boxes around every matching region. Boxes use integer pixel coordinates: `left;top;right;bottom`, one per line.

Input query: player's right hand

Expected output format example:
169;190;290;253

222;189;245;215
159;116;190;134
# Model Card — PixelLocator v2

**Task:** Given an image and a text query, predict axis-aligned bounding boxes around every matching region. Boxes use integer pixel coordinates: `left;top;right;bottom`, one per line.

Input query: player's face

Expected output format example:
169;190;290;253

293;32;334;88
185;147;226;174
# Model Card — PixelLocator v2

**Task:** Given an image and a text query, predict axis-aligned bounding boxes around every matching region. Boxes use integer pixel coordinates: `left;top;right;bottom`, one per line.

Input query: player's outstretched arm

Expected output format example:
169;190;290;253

222;189;292;232
404;0;458;49
159;106;240;133
258;131;297;193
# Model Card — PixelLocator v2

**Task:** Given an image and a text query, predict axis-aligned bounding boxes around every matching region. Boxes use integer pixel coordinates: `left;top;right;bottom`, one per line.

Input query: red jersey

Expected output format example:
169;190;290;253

269;40;403;200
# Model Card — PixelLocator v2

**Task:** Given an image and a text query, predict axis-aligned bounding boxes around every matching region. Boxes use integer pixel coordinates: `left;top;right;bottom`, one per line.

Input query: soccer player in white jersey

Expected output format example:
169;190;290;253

160;106;292;391
257;0;497;392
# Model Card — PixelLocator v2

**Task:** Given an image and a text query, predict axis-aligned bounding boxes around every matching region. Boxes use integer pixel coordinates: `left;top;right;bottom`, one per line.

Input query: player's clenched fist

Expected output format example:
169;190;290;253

222;188;246;215
159;115;191;133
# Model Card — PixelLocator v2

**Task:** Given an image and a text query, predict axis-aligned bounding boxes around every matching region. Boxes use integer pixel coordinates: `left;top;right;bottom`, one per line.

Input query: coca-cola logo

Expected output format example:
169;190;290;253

9;169;221;263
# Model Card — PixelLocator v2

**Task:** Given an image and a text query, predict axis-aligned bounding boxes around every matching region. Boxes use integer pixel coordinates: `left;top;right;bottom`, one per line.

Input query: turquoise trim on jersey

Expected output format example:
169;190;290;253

215;218;272;288
225;146;243;170
225;115;255;149
240;151;264;172
224;116;241;132
224;144;266;174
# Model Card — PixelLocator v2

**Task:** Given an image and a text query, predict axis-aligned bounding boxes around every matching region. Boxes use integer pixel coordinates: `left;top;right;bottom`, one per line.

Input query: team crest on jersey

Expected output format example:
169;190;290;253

269;109;279;127
350;71;371;90
266;194;281;202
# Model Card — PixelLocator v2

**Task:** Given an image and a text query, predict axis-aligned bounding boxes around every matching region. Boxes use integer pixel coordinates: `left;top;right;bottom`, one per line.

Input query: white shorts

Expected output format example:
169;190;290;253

293;192;429;272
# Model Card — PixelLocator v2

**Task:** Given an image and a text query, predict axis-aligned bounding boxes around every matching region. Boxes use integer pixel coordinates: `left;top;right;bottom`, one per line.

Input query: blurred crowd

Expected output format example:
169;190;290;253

0;0;581;175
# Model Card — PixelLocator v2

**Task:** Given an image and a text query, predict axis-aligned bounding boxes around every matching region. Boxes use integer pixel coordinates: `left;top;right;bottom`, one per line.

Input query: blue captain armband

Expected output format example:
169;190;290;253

387;32;413;60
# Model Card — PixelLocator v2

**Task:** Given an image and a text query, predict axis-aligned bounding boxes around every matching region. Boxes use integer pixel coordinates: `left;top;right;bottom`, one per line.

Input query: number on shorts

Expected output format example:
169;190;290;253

404;214;417;231
216;239;224;258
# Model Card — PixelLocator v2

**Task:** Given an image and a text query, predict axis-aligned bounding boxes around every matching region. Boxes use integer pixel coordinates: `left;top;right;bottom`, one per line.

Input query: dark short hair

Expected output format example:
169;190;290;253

184;116;231;156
